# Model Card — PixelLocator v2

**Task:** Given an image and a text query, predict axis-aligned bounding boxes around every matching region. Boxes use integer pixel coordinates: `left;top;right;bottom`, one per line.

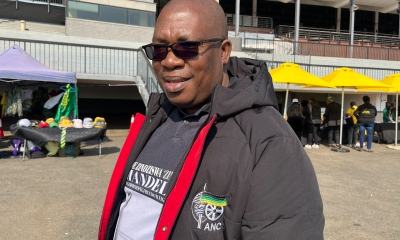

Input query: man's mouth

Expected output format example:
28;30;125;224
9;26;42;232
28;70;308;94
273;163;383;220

163;77;190;93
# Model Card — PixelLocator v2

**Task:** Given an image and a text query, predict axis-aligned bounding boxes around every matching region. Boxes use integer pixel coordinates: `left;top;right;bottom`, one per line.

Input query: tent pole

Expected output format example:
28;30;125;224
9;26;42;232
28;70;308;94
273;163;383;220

75;82;79;119
284;83;289;119
396;91;398;147
339;87;344;148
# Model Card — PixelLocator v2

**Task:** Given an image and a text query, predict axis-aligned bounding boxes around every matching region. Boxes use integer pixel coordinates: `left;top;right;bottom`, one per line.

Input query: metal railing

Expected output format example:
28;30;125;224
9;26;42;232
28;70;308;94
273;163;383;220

0;37;162;106
241;38;400;61
267;61;400;83
226;14;273;29
137;50;163;105
277;25;400;48
13;0;65;5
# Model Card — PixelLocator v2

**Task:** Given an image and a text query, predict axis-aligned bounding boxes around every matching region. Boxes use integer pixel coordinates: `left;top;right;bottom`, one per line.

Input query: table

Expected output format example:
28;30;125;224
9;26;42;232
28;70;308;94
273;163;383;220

374;123;400;144
10;124;106;160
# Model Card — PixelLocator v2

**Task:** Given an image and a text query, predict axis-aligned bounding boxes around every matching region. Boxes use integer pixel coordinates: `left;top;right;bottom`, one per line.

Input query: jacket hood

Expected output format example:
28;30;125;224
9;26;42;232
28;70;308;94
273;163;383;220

146;57;278;120
210;57;278;120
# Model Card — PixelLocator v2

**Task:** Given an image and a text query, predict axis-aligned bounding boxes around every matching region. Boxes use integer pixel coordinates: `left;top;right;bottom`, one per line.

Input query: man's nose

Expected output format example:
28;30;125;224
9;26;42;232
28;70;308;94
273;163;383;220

161;49;185;69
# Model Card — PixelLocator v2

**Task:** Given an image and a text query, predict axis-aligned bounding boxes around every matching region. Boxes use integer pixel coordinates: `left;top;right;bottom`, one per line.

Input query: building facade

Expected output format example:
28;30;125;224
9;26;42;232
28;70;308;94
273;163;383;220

0;0;399;126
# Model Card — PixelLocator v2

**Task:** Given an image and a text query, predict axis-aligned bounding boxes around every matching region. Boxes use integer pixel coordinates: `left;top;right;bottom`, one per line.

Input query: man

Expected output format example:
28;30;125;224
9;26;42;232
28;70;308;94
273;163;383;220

99;0;324;239
287;98;304;141
323;96;341;147
354;96;377;152
303;96;322;149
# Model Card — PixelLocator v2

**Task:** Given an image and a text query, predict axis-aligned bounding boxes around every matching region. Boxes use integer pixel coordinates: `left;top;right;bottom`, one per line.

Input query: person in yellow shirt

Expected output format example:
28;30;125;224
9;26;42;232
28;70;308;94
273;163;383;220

345;102;358;148
1;92;6;118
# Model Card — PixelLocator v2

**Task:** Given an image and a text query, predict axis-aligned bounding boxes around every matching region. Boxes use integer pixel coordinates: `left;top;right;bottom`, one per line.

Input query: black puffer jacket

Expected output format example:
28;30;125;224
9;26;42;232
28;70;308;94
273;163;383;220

303;102;322;124
354;103;377;124
324;102;341;126
99;57;324;240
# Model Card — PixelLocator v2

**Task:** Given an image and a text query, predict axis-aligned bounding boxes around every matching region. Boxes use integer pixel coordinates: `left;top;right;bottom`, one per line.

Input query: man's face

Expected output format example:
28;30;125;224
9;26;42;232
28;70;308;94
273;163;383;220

152;10;226;113
326;101;331;105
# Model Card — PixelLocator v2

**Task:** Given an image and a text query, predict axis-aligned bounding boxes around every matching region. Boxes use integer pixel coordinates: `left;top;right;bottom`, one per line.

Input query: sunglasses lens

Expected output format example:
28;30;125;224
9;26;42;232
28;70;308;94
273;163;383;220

144;45;167;60
173;42;198;59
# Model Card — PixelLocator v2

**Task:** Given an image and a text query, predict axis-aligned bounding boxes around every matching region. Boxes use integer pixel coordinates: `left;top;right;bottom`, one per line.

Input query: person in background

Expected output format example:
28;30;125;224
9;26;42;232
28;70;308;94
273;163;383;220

354;96;377;152
287;98;304;141
383;103;396;123
303;96;322;149
345;102;358;148
323;96;341;147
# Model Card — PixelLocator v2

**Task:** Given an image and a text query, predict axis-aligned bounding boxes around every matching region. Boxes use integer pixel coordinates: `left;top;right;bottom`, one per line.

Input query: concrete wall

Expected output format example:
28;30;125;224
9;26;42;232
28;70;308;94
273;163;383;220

0;29;143;49
80;0;156;12
66;17;154;43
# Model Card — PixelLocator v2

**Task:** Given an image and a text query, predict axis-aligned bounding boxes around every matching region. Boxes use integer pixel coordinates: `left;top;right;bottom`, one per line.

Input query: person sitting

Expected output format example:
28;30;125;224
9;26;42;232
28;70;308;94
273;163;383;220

383;103;396;123
354;96;377;152
323;96;341;148
287;98;304;141
345;102;358;148
302;96;322;149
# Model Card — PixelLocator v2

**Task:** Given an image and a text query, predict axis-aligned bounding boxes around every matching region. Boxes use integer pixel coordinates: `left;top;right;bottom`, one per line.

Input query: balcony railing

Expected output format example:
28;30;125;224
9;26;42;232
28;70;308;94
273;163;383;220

14;0;65;5
226;14;273;30
0;37;161;106
242;38;400;61
276;25;400;48
267;61;400;84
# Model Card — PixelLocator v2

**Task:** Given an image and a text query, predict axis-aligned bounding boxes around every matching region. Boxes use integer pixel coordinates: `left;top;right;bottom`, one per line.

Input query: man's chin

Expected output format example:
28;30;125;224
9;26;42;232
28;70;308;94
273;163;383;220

166;97;195;109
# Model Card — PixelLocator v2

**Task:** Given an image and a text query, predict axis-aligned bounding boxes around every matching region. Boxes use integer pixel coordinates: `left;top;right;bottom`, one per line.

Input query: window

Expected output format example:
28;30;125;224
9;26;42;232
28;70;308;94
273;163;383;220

99;5;128;24
68;1;155;28
68;1;98;21
128;9;155;28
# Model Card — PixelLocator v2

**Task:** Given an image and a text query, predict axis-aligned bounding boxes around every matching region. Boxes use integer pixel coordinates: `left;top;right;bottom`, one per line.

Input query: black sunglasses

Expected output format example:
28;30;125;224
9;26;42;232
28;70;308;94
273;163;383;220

142;38;224;61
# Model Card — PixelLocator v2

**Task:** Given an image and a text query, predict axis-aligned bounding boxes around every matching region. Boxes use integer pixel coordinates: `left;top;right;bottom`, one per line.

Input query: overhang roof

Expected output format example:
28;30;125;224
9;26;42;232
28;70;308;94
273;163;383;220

266;0;400;14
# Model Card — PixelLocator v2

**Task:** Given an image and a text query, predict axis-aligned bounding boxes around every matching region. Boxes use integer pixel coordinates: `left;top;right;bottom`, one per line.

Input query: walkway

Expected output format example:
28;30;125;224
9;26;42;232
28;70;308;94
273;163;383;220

0;137;399;239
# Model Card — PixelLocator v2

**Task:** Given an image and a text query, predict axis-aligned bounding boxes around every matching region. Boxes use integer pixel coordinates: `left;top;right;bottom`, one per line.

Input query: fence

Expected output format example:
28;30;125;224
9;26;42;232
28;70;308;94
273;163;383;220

137;50;163;104
12;0;65;5
276;25;400;48
226;14;273;30
242;38;400;61
0;37;162;106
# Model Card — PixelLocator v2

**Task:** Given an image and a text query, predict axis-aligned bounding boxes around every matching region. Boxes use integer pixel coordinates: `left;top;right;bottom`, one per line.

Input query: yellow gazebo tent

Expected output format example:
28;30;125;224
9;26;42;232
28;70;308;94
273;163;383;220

321;68;390;152
269;63;336;118
356;73;400;146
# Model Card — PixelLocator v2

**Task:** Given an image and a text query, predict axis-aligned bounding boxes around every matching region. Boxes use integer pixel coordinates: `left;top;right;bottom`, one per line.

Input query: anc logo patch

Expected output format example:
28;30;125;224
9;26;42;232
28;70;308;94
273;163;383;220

192;190;226;231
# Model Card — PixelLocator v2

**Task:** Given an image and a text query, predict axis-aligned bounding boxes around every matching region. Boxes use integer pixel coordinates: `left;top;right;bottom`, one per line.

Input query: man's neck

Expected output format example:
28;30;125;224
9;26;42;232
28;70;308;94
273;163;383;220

181;74;229;115
222;72;229;87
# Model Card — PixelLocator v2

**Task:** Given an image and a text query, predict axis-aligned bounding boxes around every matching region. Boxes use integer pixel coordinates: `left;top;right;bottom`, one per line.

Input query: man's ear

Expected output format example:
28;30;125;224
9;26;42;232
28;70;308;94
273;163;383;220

221;39;232;65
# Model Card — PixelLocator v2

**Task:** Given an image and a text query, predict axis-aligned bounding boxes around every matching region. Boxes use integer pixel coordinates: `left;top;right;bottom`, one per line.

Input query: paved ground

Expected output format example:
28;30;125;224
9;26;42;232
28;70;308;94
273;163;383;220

0;136;399;239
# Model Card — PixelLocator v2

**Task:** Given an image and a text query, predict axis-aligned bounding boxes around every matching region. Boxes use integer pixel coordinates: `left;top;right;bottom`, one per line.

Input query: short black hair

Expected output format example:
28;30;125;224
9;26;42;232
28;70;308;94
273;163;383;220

350;102;356;107
309;96;315;101
363;96;370;103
